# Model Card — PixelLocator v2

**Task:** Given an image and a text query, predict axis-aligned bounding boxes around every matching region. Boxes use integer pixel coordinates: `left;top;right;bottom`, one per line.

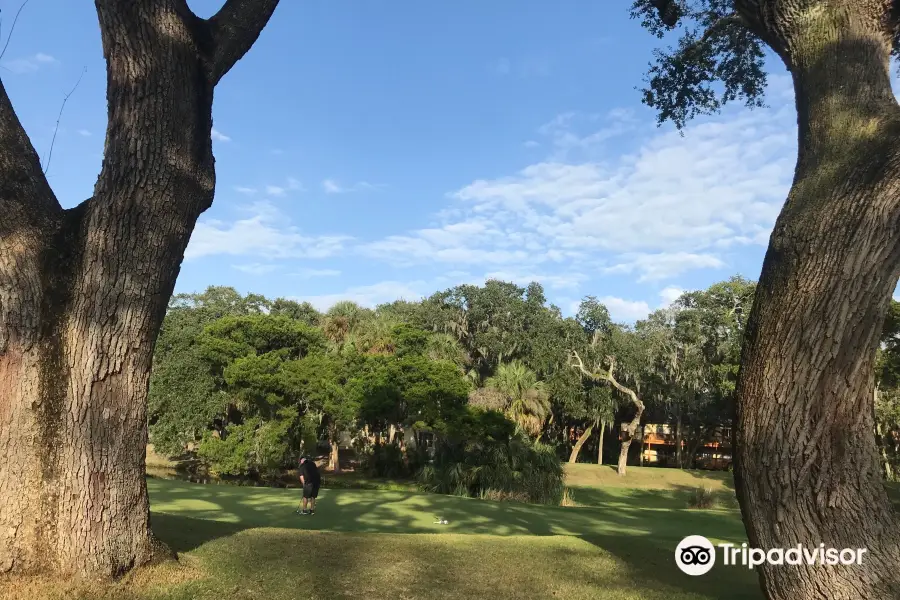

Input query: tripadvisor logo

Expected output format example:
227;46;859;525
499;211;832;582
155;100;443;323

675;536;868;576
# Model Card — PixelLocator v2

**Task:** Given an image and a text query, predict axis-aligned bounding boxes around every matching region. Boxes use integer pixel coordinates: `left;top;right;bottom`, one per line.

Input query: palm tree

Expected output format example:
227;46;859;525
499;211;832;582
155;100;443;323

484;361;550;437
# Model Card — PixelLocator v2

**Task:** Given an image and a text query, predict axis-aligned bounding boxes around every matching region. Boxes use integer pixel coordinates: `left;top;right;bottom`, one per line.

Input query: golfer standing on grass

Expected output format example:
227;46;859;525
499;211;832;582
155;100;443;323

296;456;321;515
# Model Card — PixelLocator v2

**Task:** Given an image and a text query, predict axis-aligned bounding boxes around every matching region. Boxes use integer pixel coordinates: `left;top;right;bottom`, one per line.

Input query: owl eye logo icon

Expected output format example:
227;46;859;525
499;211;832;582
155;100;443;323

676;535;716;575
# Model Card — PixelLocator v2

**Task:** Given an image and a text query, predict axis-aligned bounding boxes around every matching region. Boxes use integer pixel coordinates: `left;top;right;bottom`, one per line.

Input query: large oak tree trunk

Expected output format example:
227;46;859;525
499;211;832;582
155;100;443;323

733;1;900;597
568;422;594;463
0;0;279;579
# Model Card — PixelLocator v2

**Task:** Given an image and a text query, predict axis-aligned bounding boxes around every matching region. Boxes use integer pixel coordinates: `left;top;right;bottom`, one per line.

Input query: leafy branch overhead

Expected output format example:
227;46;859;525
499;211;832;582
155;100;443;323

630;0;768;129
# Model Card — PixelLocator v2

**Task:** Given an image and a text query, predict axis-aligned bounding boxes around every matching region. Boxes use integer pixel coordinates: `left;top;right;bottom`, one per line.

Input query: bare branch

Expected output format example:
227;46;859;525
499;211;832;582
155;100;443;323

0;0;31;63
206;0;281;85
43;67;87;175
569;350;644;412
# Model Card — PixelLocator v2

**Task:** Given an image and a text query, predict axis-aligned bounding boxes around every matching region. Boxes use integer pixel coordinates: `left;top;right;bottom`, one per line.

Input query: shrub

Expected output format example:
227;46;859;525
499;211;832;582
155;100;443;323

197;407;297;479
687;486;716;509
419;432;564;506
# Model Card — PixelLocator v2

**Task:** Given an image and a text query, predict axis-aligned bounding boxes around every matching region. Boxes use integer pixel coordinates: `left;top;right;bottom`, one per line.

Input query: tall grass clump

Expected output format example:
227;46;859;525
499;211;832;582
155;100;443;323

686;486;716;509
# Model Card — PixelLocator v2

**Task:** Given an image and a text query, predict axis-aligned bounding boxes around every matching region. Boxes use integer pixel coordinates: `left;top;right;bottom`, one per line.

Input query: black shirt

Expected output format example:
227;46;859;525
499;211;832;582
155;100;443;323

299;461;321;486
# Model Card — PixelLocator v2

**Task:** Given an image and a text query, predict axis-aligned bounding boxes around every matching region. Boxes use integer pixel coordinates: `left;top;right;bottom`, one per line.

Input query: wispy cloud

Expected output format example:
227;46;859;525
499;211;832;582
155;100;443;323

295;281;428;312
290;268;342;279
322;179;380;194
3;52;59;74
232;263;278;275
77;129;91;137
185;200;351;260
265;177;303;197
363;75;795;297
234;186;258;195
658;286;685;306
211;128;231;142
599;296;652;323
604;252;726;282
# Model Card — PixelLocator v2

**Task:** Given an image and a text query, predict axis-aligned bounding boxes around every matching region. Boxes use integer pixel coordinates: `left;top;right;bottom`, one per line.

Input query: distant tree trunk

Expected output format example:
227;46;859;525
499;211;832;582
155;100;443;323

876;422;894;482
730;2;900;597
597;421;605;465
639;424;646;467
0;0;280;579
568;422;594;463
675;414;683;468
329;442;340;474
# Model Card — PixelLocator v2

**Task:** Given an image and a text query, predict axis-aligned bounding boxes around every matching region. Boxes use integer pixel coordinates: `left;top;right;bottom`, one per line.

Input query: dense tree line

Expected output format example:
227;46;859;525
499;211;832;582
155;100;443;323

148;277;761;483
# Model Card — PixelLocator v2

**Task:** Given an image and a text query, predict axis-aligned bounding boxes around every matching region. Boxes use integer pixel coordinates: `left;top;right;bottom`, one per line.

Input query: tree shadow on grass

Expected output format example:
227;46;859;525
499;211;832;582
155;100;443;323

579;532;763;600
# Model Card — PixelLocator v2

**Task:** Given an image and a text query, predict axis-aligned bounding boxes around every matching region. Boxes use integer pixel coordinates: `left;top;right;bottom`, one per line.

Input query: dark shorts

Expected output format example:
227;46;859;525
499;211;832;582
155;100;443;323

302;482;319;499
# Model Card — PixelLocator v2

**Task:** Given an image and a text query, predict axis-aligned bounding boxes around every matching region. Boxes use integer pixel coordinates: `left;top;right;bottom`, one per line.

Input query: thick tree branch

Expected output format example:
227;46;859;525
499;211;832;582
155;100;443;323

0;77;62;235
569;351;643;411
206;0;281;85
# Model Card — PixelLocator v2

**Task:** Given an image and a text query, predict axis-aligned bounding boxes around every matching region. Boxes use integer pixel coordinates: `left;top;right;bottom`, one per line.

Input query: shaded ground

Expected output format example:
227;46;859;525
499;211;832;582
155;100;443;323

2;471;763;600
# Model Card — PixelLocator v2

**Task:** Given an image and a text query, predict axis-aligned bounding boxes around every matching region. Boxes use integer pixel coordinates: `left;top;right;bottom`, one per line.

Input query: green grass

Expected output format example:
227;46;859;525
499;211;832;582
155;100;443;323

564;464;739;510
2;465;763;600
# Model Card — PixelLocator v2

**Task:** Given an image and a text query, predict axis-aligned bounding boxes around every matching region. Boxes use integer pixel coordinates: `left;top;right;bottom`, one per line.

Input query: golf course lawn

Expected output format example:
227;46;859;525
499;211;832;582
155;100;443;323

2;466;765;600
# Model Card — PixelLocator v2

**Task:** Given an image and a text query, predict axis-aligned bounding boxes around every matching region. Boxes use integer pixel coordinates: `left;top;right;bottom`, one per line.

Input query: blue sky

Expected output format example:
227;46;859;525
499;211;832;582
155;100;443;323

4;0;805;321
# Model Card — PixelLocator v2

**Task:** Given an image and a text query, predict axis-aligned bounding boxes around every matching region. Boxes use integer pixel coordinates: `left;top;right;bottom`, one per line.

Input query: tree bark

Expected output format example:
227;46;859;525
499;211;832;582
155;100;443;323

732;1;900;597
568;422;594;463
0;0;279;579
597;421;605;465
675;413;682;468
329;441;341;474
639;423;646;467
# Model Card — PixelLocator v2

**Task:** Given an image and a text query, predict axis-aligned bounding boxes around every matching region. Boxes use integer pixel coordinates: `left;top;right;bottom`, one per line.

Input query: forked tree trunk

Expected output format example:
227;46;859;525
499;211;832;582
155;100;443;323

570;353;644;477
568;422;594;463
617;407;644;477
0;0;279;579
732;2;900;597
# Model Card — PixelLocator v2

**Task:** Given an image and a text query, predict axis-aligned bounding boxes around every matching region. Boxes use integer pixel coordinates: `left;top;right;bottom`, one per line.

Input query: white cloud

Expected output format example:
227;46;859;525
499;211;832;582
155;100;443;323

232;263;278;275
185;200;350;260
295;281;428;312
482;270;588;290
658;286;685;306
371;75;794;283
211;128;231;142
322;179;379;194
271;149;284;155
604;252;726;282
524;140;541;149
234;186;258;194
600;296;652;322
263;178;303;197
3;52;59;74
291;268;341;279
77;129;91;137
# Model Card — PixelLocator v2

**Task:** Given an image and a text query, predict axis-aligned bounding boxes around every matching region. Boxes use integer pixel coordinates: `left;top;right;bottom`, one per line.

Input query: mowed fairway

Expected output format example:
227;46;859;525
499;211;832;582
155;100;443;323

2;466;763;600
